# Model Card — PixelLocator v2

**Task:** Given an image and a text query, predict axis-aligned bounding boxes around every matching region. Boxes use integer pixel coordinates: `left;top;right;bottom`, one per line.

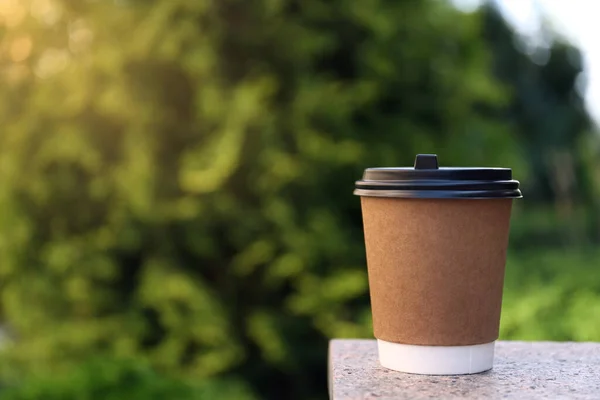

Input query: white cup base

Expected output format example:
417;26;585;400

377;339;495;375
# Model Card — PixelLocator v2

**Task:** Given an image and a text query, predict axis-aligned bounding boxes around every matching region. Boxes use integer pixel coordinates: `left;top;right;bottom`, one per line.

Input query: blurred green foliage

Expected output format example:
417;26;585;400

0;0;597;399
502;248;600;342
0;357;256;400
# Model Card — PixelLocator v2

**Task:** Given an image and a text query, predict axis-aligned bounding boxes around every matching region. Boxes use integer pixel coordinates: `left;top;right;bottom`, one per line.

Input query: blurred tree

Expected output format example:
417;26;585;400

481;3;596;247
482;5;592;210
0;0;592;399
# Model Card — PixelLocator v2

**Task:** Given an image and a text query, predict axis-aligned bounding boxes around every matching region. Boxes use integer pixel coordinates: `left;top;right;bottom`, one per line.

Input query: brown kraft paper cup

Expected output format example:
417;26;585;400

355;154;521;374
360;196;513;346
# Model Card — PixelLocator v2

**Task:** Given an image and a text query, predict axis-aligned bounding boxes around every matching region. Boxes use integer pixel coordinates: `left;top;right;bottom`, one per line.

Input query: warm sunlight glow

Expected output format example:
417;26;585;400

30;0;61;25
0;0;27;28
69;20;93;53
34;48;69;78
9;36;33;62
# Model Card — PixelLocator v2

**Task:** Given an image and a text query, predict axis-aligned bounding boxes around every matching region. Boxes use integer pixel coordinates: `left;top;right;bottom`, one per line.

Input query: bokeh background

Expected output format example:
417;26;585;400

0;0;598;399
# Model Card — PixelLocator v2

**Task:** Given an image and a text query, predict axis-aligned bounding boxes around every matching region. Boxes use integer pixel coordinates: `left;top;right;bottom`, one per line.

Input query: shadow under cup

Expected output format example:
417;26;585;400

354;154;522;375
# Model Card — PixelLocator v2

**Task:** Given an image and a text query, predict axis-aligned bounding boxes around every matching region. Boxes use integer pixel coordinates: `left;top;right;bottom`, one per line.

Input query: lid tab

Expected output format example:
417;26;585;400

414;154;439;170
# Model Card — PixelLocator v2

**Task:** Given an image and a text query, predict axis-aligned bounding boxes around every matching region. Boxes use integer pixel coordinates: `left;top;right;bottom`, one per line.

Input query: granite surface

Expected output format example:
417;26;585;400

329;340;600;399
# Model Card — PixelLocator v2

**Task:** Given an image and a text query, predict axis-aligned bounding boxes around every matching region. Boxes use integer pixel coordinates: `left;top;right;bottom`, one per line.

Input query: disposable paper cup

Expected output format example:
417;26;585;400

354;154;522;375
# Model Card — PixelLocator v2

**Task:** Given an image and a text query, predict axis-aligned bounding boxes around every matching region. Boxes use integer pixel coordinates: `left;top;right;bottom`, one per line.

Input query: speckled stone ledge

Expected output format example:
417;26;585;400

329;340;600;399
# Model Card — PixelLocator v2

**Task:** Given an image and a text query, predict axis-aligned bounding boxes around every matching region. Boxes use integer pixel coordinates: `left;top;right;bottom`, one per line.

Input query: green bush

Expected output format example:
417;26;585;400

0;358;255;400
0;1;519;397
501;248;600;342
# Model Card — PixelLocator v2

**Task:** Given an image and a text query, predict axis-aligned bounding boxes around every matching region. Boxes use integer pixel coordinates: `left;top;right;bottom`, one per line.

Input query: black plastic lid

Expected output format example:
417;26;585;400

354;154;522;199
